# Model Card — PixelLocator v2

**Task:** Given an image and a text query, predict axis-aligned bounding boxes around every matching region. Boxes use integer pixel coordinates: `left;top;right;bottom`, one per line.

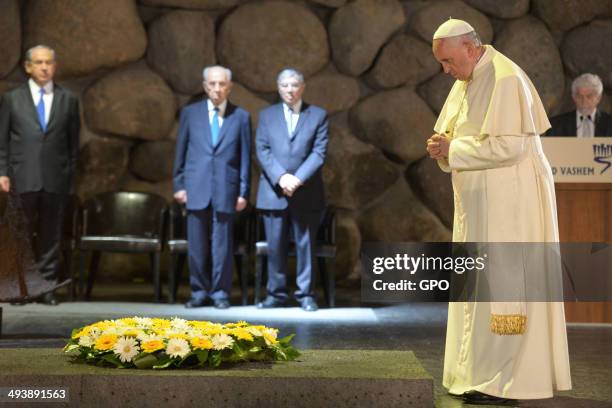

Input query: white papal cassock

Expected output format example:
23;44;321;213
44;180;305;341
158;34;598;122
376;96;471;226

434;45;572;399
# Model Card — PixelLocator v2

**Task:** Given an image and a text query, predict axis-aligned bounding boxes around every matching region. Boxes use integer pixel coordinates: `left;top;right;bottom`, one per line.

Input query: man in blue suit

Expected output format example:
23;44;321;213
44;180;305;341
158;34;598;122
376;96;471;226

256;68;328;312
173;65;251;309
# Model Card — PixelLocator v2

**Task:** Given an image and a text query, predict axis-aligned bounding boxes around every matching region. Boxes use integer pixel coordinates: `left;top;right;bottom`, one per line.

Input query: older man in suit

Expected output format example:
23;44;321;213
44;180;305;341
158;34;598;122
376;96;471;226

0;45;80;305
256;68;328;312
546;73;612;137
173;65;251;309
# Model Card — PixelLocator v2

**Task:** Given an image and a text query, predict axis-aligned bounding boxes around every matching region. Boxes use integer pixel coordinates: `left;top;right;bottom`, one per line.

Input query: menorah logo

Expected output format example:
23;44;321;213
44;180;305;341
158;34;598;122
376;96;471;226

593;144;612;174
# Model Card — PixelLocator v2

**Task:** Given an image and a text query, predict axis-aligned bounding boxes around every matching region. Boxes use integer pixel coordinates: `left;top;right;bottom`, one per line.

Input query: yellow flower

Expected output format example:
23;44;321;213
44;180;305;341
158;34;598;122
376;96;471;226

190;336;213;350
122;329;141;338
200;327;224;336
118;317;138;326
72;326;91;339
231;328;254;342
168;333;188;340
152;318;171;329
263;329;278;345
141;340;165;353
94;334;118;351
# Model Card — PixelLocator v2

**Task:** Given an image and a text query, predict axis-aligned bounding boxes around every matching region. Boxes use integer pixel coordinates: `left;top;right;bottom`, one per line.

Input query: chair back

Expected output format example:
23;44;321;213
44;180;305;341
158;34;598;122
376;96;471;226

82;192;167;238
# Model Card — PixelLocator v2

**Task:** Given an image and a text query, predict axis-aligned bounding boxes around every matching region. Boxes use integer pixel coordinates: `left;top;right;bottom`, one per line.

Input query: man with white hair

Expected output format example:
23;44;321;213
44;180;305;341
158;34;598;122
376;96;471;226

546;73;612;137
255;68;328;312
173;65;251;309
426;19;572;404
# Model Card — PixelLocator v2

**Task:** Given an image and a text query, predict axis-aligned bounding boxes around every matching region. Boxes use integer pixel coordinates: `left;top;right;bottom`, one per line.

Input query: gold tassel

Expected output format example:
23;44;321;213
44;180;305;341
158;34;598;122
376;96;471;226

490;314;527;335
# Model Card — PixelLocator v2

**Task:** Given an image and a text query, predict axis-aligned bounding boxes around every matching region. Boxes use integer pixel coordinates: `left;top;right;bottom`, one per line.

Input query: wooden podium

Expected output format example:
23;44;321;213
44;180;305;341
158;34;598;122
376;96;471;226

543;137;612;323
556;183;612;323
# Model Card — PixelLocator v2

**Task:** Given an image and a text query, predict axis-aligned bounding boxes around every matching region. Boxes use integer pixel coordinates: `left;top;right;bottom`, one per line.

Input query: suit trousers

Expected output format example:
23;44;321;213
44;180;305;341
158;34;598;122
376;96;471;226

187;206;234;301
20;191;65;282
262;208;321;301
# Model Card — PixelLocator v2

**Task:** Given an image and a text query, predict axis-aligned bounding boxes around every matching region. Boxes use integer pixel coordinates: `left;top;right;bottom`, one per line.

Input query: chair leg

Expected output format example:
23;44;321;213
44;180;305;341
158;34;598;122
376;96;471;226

319;257;335;308
241;255;249;306
86;251;101;300
168;254;176;304
78;250;87;300
255;255;264;305
64;249;75;301
151;252;161;303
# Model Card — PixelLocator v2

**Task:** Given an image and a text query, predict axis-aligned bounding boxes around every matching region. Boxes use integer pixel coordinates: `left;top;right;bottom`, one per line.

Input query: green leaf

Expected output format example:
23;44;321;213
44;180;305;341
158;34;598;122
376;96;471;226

101;354;124;368
208;351;222;368
63;344;80;353
133;354;158;369
196;351;209;364
278;334;295;345
153;358;175;369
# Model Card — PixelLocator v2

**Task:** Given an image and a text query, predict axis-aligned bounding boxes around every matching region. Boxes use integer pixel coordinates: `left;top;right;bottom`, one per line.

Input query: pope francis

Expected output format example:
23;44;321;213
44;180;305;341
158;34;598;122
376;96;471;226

426;19;572;405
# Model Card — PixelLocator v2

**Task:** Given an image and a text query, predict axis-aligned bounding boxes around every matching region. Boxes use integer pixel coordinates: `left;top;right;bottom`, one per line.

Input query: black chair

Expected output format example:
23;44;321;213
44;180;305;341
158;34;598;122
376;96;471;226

254;206;337;307
166;202;254;305
79;192;167;302
61;194;81;301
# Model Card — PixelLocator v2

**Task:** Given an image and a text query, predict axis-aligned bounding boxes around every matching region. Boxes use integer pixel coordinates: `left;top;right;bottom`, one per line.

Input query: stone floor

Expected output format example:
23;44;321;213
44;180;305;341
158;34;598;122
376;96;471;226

1;283;611;408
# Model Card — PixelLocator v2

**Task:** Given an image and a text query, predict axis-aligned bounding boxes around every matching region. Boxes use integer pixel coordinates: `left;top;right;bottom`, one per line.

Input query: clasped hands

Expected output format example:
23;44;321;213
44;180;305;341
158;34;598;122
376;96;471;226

279;173;302;197
426;133;451;160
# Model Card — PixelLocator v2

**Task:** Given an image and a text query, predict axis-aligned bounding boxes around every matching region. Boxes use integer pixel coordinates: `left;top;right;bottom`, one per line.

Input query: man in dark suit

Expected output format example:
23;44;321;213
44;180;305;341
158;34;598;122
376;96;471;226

0;45;80;305
546;73;612;137
173;65;251;309
256;68;328;312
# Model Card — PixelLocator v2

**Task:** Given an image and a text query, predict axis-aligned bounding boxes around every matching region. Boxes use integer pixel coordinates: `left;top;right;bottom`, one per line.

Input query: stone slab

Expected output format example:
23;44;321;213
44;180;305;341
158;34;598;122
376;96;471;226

0;349;432;407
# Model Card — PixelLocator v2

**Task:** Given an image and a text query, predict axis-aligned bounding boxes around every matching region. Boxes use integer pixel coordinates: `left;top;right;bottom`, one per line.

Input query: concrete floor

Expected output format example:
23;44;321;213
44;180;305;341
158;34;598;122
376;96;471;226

1;283;611;408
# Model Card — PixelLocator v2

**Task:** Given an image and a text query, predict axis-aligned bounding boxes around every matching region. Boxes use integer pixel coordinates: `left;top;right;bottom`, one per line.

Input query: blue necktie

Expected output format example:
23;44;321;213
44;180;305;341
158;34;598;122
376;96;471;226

211;107;220;147
37;88;46;132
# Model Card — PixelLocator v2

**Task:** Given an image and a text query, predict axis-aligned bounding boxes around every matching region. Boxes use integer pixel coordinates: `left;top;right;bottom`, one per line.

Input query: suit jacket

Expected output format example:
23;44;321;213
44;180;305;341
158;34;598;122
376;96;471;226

0;83;80;194
256;102;328;211
545;110;612;136
173;99;251;213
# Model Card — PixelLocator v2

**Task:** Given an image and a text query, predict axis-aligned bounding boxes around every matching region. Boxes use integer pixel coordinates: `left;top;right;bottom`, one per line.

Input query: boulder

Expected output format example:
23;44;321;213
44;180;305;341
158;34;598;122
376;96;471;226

349;88;435;164
494;16;565;113
417;72;455;115
146;10;216;95
365;34;439;89
83;64;177;140
358;179;452;242
129;141;176;183
303;71;361;114
218;1;329;92
463;0;529;19
0;0;20;79
406;157;454;229
323;115;400;210
410;0;493;44
77;136;132;200
329;0;406;76
532;0;607;32
228;83;269;129
23;0;146;78
561;20;612;89
140;0;243;9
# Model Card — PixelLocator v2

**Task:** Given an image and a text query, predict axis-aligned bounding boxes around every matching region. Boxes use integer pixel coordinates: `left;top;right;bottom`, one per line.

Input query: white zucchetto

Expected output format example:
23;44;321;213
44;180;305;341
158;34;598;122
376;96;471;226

433;18;475;40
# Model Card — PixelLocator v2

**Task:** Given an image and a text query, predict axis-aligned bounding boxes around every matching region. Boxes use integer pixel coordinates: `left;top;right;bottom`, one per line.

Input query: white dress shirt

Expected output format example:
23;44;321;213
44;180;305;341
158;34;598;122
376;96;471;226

29;78;54;124
283;100;302;137
576;109;596;138
207;99;227;127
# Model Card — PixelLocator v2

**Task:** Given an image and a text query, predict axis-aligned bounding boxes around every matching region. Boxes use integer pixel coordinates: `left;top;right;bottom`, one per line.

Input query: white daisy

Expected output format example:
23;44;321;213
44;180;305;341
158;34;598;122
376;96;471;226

137;332;162;343
88;326;102;341
211;334;234;350
133;317;154;328
170;317;190;331
113;336;140;363
246;327;263;337
78;335;94;347
166;338;190;359
263;328;278;345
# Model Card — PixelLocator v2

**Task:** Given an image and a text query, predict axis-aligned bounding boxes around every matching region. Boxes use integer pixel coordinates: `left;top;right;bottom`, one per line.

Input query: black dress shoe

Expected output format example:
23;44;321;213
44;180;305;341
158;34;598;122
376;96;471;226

256;296;286;309
213;299;230;309
40;292;59;306
300;296;318;312
185;298;207;308
462;391;518;406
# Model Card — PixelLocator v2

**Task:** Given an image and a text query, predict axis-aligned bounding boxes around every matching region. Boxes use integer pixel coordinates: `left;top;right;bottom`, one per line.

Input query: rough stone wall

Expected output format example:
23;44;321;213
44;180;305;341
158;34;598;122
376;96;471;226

2;0;611;284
